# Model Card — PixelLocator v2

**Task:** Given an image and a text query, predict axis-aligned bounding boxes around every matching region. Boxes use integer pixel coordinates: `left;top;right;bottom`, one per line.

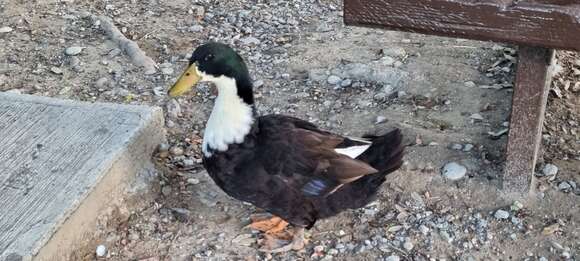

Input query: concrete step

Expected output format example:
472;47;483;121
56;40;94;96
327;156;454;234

0;92;165;260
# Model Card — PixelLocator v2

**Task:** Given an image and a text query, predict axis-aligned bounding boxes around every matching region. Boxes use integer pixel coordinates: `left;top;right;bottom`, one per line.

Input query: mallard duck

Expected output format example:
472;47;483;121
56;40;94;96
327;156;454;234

168;42;404;252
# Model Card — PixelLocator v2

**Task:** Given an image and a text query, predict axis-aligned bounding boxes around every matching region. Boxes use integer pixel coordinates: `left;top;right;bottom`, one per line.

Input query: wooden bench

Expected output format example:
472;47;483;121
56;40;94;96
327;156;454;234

343;0;580;193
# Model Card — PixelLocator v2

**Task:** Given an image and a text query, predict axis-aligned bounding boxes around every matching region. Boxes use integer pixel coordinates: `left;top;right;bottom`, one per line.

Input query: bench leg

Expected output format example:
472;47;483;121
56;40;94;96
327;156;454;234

503;46;555;193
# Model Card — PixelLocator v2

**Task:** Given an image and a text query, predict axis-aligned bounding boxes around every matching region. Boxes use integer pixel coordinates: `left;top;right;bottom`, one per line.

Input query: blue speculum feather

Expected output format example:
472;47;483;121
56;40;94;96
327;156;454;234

302;179;327;196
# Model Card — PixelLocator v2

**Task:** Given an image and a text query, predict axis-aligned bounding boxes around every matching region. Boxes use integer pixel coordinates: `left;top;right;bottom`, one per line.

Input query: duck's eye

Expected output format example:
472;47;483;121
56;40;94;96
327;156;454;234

204;54;214;61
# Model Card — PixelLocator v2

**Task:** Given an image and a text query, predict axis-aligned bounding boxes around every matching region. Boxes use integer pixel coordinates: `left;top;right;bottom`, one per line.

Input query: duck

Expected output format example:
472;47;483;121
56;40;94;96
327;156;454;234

168;42;405;253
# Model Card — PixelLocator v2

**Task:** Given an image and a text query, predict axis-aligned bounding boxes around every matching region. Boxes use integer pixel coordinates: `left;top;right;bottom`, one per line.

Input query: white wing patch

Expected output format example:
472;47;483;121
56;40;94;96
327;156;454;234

334;145;371;159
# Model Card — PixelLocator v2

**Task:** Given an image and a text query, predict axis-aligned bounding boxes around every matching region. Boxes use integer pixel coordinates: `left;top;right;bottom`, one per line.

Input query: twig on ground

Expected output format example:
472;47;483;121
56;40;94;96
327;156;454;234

84;13;158;75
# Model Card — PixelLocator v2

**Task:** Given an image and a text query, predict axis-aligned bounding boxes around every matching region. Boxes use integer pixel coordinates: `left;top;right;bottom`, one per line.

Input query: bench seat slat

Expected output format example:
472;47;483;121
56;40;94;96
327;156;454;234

344;0;580;51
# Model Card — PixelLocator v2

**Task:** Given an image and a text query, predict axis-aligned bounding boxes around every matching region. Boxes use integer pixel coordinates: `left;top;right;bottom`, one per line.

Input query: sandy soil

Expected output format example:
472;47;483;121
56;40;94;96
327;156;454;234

0;0;578;260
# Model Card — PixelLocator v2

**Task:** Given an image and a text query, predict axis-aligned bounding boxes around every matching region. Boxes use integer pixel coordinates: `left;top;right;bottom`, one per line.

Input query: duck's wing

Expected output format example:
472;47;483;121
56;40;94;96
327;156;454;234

257;115;378;197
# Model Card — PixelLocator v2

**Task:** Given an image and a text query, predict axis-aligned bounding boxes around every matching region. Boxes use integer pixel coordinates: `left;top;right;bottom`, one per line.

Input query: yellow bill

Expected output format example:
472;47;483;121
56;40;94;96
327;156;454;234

168;65;201;97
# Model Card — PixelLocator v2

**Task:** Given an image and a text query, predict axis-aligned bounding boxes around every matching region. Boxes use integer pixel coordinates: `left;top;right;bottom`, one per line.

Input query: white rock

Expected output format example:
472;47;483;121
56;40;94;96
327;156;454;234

470;113;484;121
375;116;387;124
161;67;174;75
340;79;352;87
240;36;260;45
381;47;407;58
494;209;510;220
65;46;83;56
187;178;199;185
511;201;524;211
189;24;204;32
542;164;558;176
385;255;400;261
183;159;195;166
327;75;341;85
380;85;395;96
464;81;476;88
96;245;107;257
562;252;571;259
442;162;467;181
380;56;395;66
558;181;572;191
463;144;474;152
403;241;414;251
254;80;264;88
95;77;109;89
0;26;14;33
309;69;327;82
419;225;430;235
50;67;63;75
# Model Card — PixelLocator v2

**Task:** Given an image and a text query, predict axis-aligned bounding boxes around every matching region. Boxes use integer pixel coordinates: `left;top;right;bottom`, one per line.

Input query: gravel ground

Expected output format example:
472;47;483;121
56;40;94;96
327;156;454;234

1;0;579;260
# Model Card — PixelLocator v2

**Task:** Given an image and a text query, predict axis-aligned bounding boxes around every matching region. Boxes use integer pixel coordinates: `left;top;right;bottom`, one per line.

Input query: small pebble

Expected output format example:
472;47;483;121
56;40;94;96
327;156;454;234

442;162;467;181
542;164;558;176
189;24;204;32
65;46;83;56
494;209;510;220
187;178;200;185
313;245;325;252
463;144;474;152
0;26;13;33
539;257;548;261
558;181;572;192
161;67;174;75
96;245;107;257
440;231;452;242
419;225;430;235
170;146;184;156
464;81;476;88
469;113;484;121
161;186;172;196
381;56;395;66
403;241;414;251
449;143;463;150
388;225;403;233
375;116;387;124
340;79;352;87
327;75;341;85
509;233;517;240
384;256;400;261
183;159;195;167
511;201;524;211
50;67;63;75
254;80;264;88
158;143;170;152
95;77;109;89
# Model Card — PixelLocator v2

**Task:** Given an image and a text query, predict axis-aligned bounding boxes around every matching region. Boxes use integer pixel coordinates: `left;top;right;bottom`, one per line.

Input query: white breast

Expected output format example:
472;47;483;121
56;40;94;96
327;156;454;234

202;76;254;157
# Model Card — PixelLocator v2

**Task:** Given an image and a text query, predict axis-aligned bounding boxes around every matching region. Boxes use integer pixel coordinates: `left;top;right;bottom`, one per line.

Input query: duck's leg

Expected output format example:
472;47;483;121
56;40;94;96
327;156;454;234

249;214;289;235
260;227;307;253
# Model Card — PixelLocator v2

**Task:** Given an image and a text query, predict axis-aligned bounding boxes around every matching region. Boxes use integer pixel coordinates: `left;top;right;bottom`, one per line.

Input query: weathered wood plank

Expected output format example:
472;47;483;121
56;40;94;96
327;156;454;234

504;47;554;193
344;0;580;51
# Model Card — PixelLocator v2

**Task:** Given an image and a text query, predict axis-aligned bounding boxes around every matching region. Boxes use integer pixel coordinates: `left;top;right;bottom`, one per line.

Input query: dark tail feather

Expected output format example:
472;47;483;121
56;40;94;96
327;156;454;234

358;128;404;171
316;129;405;218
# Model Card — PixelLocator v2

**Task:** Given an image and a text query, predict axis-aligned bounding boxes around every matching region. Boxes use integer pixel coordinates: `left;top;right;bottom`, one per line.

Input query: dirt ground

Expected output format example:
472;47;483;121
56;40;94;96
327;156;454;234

0;0;578;260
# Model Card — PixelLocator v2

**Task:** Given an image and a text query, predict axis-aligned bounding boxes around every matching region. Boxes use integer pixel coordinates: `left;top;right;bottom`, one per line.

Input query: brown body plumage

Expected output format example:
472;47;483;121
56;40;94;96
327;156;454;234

203;114;404;228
